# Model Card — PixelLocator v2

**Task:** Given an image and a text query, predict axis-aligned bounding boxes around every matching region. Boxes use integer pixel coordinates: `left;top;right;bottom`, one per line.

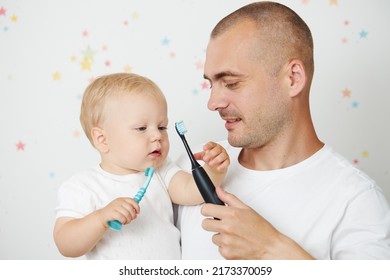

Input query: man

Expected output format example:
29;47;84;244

177;1;390;259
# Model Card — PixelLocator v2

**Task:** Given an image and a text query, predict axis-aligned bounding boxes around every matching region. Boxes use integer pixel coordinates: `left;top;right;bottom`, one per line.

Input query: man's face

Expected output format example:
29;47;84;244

204;21;292;149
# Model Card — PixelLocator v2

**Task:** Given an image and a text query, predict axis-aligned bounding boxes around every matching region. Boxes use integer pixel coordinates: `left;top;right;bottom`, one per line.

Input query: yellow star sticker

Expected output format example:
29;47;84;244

52;71;61;80
361;150;369;158
11;14;18;22
80;58;92;71
123;65;132;73
329;0;338;5
131;12;139;19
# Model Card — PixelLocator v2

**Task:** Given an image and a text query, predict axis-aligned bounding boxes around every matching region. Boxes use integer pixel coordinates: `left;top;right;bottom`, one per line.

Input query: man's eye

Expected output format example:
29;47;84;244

225;82;239;89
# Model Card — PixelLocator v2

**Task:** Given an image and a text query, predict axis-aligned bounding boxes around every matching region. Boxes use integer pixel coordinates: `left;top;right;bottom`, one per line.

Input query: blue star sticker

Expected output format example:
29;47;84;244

161;36;170;46
359;30;368;39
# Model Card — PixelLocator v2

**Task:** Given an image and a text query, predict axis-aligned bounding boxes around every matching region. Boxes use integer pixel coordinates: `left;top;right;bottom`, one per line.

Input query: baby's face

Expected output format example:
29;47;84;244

99;93;169;175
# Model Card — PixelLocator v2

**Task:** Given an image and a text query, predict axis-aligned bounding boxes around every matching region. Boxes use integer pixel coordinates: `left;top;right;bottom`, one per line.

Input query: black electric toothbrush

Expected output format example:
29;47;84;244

175;121;224;205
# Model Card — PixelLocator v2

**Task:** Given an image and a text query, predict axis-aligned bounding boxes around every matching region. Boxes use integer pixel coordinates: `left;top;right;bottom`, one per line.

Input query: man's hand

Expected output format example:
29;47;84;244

201;187;314;260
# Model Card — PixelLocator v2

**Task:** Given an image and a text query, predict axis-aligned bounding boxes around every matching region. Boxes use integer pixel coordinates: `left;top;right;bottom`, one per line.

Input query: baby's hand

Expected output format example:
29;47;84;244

98;197;140;229
194;141;230;173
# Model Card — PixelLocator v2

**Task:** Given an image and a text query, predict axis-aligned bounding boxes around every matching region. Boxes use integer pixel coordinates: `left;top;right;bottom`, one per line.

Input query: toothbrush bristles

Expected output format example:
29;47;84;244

145;167;154;176
175;121;187;135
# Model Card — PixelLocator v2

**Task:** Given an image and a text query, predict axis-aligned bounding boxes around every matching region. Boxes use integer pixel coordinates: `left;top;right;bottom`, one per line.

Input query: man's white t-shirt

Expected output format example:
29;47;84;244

177;142;390;259
55;159;181;259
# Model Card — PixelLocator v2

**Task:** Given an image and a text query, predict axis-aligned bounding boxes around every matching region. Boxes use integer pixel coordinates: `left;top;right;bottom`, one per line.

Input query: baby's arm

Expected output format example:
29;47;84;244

168;141;230;205
53;197;139;257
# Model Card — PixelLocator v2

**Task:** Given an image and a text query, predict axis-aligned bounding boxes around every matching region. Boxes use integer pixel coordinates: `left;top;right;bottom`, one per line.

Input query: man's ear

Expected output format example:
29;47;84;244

287;60;306;97
91;127;109;153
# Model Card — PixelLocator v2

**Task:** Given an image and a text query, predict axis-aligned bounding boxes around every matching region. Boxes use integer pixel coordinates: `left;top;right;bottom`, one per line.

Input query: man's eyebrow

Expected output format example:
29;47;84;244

203;71;242;81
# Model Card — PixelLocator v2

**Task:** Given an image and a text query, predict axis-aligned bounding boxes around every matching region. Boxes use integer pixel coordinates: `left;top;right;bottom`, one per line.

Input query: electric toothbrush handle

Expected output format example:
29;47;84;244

192;166;224;205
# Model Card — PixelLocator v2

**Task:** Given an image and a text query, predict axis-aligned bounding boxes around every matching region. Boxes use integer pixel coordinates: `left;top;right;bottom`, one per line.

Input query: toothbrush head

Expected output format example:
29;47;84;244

175;121;187;135
133;167;155;203
145;167;154;177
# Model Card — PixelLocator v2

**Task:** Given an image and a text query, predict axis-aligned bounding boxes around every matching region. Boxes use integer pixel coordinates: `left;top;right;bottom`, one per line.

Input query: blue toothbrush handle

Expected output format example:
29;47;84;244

107;167;154;231
107;220;122;231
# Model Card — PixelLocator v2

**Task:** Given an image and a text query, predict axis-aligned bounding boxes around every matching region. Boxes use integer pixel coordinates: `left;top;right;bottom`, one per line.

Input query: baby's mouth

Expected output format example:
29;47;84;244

149;149;162;157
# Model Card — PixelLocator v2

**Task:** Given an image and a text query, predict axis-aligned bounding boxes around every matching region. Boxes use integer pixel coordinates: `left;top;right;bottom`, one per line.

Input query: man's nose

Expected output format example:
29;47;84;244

207;88;227;112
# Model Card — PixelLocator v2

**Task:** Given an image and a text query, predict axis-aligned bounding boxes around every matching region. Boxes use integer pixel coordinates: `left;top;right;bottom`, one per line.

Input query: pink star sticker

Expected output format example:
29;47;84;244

201;81;210;90
0;7;6;16
16;140;26;151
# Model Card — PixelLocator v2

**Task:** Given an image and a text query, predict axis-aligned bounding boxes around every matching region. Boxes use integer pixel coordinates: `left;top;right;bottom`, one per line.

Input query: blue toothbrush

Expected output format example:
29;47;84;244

107;167;155;231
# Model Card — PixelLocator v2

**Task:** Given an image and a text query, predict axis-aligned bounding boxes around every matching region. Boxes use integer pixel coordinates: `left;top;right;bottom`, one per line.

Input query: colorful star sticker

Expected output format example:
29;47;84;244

52;71;61;80
351;101;359;108
195;59;204;70
131;12;139;19
359;30;368;39
123;65;132;73
16;140;26;151
201;81;210;90
82;30;89;37
161;37;170;46
0;7;6;16
73;130;81;137
11;14;17;22
361;150;369;158
342;88;351;98
82;46;96;62
329;0;338;5
80;57;92;71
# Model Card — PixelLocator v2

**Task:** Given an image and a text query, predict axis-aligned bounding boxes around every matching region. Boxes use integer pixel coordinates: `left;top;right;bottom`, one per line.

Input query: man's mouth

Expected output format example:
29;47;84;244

222;117;241;130
224;118;241;123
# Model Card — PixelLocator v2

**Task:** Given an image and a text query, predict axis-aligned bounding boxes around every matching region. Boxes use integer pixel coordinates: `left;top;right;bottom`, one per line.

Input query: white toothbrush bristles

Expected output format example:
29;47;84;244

175;121;187;135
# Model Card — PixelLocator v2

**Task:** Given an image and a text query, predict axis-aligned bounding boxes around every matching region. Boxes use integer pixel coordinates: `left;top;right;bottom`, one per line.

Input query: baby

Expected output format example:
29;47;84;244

53;73;229;259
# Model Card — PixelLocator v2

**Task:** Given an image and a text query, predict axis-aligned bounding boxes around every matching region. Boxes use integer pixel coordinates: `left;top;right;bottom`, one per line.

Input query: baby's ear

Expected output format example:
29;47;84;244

91;127;109;153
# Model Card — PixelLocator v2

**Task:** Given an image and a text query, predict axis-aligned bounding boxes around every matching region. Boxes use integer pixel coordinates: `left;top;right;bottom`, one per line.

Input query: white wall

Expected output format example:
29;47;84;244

1;0;389;259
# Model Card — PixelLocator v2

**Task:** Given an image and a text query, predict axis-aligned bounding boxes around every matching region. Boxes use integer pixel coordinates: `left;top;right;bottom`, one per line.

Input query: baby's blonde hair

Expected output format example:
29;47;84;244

80;73;166;146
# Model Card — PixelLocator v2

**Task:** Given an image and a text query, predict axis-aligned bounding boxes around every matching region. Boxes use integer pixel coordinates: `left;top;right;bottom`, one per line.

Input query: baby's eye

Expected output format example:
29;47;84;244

135;127;147;132
159;126;168;131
